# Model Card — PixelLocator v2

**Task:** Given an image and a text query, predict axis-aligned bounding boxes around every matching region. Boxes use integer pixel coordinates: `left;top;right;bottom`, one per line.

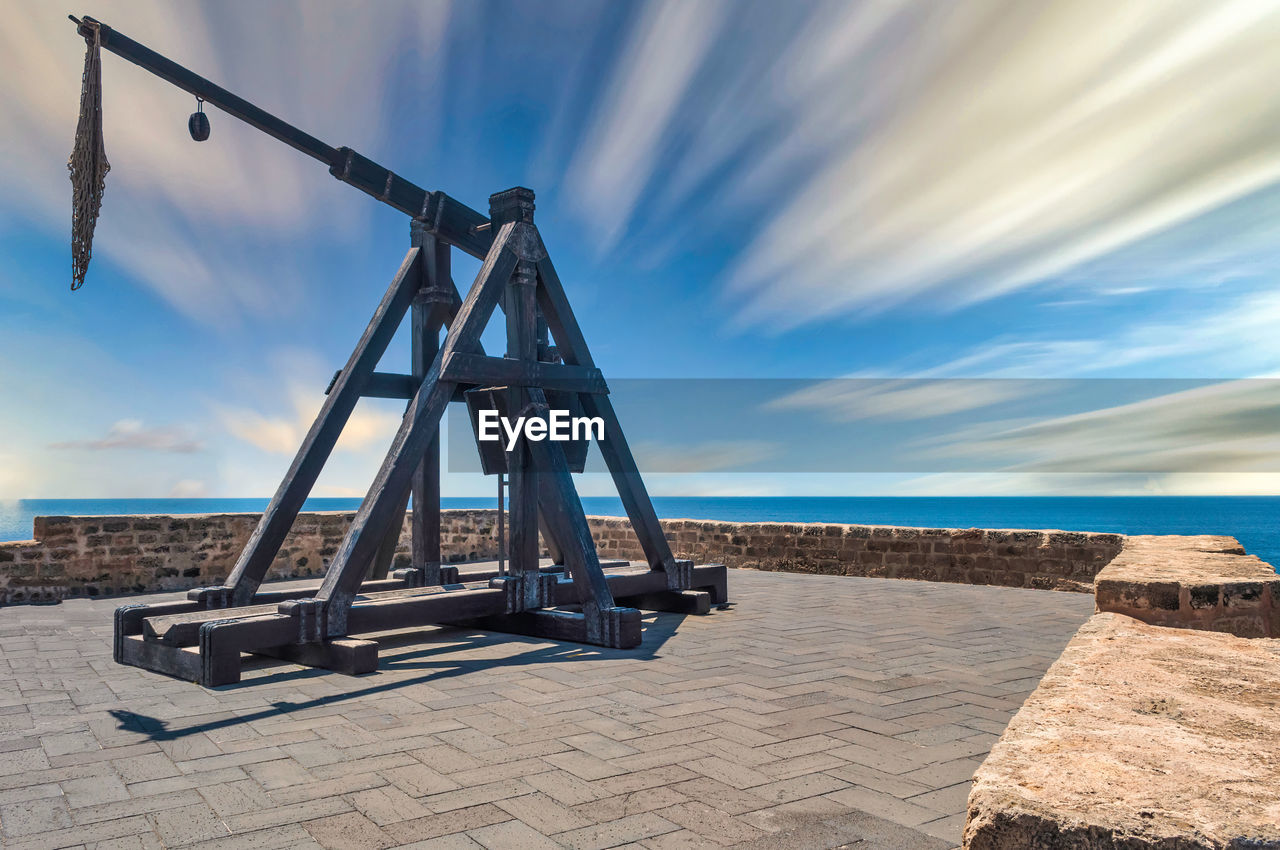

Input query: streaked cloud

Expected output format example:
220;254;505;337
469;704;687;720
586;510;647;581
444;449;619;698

768;379;1039;422
895;471;1280;497
49;419;203;453
564;0;726;250
922;287;1280;378
167;478;207;498
630;439;778;473
923;379;1280;472
562;0;1280;328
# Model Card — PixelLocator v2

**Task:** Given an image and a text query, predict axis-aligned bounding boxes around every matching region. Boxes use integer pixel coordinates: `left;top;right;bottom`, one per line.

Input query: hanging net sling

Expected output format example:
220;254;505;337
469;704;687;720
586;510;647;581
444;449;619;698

68;19;110;291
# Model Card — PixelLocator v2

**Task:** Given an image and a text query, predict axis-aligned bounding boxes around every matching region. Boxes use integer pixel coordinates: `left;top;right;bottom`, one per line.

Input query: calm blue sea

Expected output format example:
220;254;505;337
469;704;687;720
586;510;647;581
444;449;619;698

2;497;1277;571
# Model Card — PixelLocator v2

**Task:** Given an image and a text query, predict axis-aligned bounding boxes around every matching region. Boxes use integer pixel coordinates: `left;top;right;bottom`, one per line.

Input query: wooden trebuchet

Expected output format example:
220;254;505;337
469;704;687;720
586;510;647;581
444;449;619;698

73;17;729;686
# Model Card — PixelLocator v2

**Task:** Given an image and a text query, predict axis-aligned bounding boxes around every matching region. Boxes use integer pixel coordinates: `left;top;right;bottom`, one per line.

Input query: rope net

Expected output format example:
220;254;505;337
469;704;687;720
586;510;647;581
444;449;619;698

68;21;110;291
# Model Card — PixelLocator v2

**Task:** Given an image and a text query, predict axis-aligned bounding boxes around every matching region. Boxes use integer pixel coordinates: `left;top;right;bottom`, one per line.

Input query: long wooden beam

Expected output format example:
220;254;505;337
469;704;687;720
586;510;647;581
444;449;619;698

74;16;494;258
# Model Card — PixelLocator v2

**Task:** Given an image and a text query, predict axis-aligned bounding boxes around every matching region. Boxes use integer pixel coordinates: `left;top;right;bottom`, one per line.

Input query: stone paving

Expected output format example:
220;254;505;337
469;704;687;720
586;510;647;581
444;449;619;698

0;568;1094;849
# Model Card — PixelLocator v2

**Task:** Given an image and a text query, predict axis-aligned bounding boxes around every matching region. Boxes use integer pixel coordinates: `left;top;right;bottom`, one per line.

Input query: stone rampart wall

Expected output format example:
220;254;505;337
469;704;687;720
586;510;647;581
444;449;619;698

0;511;1124;604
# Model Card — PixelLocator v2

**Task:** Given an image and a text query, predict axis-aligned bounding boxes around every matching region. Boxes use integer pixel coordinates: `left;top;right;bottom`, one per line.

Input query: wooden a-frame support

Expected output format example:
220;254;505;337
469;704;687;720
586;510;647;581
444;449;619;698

113;188;727;686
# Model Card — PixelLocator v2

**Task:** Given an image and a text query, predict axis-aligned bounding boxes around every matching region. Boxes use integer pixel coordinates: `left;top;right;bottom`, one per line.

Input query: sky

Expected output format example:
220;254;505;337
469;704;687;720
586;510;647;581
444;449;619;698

2;0;1280;499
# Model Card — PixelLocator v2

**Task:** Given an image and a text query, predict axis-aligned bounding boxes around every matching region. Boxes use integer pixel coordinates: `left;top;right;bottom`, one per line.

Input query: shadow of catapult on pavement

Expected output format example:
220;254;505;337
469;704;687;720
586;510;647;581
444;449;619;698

107;609;701;742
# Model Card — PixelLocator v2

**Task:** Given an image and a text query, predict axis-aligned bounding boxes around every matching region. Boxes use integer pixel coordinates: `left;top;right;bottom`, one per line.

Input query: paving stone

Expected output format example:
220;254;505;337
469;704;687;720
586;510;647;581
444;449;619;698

824;785;940;828
0;746;50;776
555;812;681;850
381;803;509;845
0;796;73;838
186;823;322;849
572;786;687;824
382;762;460;798
53;774;124;811
391;834;484;850
41;729;100;757
422;779;537;814
493;790;593;834
304;811;393;849
655;801;766;846
148;802;231;845
0;812;154;850
468;818;562;850
111;752;180;784
349;784;431;825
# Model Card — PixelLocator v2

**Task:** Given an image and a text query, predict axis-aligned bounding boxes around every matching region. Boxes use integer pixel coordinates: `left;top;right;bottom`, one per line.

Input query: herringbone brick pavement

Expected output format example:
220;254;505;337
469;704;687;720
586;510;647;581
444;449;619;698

0;569;1093;849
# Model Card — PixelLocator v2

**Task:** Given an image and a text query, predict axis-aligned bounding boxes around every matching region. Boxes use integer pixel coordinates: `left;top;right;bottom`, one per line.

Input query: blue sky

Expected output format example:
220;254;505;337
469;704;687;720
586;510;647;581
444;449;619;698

3;0;1280;499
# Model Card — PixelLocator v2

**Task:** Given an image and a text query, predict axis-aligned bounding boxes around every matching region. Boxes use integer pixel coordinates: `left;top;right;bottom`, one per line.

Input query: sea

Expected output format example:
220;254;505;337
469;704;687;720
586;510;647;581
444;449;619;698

2;496;1277;572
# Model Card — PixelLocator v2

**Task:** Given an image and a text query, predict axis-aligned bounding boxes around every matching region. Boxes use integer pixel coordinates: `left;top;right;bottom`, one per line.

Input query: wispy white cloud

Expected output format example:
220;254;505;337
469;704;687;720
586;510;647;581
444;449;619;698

564;0;726;250
895;471;1280;497
217;386;401;456
920;379;1280;473
168;478;207;498
561;0;1280;328
922;287;1280;378
49;419;203;453
630;439;777;473
767;379;1039;422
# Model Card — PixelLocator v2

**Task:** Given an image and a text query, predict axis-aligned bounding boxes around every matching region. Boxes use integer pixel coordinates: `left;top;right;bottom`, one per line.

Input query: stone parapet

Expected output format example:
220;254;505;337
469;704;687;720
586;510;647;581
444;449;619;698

592;517;1122;592
0;510;503;604
964;613;1280;849
0;511;1126;604
1095;534;1280;638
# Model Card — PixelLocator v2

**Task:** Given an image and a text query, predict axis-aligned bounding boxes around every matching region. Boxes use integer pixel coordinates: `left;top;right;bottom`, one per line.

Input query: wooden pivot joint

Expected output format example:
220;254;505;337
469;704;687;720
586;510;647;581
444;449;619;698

187;585;232;609
392;565;459;588
667;558;694;591
490;571;559;613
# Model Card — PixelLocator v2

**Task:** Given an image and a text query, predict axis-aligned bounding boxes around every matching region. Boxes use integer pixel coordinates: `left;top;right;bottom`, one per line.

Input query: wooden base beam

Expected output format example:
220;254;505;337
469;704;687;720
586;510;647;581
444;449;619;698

453;606;642;649
115;564;727;686
615;589;712;615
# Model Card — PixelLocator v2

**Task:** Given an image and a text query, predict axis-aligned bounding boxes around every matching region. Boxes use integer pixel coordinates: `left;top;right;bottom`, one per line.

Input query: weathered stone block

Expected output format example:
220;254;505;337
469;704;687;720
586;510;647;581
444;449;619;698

965;614;1280;850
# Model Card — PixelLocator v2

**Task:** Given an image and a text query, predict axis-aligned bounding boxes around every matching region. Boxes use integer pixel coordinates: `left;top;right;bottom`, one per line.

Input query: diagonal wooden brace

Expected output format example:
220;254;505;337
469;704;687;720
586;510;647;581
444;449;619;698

312;223;521;636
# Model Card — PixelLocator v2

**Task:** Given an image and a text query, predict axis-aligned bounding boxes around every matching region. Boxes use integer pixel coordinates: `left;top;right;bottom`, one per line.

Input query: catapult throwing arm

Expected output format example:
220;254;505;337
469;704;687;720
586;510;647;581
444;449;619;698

68;14;493;258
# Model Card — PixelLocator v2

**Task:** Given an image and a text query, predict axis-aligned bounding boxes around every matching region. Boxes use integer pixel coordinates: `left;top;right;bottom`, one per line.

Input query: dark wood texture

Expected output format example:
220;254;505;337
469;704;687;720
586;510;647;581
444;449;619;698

411;229;448;583
368;486;410;581
521;386;622;645
254;638;378;676
505;252;541;602
326;371;417;400
615;589;712;615
442;353;606;394
314;224;519;634
453;608;642;649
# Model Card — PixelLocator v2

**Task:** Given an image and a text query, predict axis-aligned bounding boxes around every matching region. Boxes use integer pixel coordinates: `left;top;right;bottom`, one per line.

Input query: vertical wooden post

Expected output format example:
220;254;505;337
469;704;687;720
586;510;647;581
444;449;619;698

411;221;448;584
492;189;541;608
505;261;540;587
497;473;506;575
